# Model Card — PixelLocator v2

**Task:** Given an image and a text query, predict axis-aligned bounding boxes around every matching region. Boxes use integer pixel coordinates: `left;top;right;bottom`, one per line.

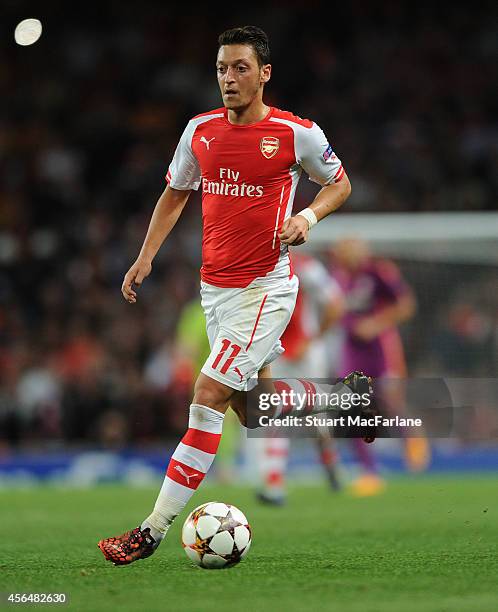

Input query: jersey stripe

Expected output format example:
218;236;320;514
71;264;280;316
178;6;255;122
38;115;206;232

245;293;269;350
272;185;286;249
334;166;345;183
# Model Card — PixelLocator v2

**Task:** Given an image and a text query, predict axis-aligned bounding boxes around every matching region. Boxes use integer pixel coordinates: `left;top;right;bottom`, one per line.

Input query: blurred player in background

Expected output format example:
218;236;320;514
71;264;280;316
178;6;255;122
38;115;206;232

98;26;369;566
332;238;430;478
255;252;345;505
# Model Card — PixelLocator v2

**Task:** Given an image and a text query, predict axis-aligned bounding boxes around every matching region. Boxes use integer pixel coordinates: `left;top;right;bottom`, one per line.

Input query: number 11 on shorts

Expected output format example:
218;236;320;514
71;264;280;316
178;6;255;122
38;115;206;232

212;339;241;374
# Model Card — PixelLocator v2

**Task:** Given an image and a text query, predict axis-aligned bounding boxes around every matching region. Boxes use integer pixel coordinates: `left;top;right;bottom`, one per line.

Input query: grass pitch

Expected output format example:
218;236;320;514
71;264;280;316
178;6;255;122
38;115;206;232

2;477;498;612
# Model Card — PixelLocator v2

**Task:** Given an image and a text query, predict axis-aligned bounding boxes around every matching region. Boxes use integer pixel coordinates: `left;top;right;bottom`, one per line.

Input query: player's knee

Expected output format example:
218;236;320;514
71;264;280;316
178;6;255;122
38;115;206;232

193;373;234;412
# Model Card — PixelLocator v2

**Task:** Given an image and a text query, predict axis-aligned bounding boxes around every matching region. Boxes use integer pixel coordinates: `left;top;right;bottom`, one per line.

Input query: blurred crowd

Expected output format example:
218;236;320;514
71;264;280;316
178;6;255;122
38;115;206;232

0;2;496;447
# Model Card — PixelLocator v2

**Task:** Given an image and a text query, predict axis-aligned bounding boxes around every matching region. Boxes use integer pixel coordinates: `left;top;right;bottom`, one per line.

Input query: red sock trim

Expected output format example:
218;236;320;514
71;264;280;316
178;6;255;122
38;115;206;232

182;428;221;454
167;458;205;489
267;471;284;486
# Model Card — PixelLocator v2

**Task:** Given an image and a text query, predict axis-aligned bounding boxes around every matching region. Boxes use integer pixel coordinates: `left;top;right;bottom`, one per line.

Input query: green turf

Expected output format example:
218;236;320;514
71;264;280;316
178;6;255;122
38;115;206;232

1;477;498;612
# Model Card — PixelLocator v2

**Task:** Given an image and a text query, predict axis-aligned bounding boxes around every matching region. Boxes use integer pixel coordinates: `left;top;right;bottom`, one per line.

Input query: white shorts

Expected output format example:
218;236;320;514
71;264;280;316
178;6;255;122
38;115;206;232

271;339;329;379
200;275;299;391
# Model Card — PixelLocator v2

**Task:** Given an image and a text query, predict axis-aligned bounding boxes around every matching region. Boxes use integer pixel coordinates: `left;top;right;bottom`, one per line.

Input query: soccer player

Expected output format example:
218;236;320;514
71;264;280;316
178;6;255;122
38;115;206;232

255;253;345;504
98;26;368;565
332;238;430;481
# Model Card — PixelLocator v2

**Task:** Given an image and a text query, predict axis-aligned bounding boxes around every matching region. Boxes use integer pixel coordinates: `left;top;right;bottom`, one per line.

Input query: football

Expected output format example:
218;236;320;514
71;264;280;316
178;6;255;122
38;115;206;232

181;502;252;569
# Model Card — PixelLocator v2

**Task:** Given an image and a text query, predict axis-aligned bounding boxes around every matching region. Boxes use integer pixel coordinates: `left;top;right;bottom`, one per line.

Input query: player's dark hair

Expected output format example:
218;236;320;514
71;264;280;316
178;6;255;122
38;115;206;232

218;26;270;66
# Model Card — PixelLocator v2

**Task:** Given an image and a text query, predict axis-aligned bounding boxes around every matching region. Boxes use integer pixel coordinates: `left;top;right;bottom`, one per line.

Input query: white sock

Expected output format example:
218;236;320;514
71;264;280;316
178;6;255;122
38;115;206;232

141;404;224;543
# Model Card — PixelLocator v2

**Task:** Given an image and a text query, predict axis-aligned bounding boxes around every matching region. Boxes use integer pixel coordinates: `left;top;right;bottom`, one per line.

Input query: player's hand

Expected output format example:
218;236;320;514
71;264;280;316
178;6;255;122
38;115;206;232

121;258;152;303
278;216;309;246
352;316;383;342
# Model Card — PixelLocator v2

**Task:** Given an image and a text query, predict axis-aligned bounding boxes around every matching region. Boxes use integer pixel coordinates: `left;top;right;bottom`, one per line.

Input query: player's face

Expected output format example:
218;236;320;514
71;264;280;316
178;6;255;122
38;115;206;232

334;239;370;271
216;44;271;110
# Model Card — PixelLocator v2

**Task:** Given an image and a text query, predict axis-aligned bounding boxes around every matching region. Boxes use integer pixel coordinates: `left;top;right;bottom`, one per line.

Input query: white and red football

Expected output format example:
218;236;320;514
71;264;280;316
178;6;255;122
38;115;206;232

181;502;252;569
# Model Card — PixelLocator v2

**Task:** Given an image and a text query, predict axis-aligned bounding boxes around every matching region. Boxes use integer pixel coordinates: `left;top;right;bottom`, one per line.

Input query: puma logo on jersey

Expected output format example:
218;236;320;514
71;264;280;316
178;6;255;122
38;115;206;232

200;136;215;150
174;465;199;485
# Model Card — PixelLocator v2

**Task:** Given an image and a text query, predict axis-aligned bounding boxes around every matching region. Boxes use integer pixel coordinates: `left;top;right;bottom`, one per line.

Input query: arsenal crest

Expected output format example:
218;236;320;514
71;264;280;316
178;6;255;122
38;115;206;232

260;136;280;159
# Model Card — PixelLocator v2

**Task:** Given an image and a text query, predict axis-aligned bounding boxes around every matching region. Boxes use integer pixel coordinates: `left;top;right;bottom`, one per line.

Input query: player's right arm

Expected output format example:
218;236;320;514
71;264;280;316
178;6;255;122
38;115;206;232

121;186;191;303
122;119;202;303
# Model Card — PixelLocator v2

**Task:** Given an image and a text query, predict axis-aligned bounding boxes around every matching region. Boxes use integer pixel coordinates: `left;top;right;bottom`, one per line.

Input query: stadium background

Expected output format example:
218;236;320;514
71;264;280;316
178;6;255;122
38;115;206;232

0;1;496;482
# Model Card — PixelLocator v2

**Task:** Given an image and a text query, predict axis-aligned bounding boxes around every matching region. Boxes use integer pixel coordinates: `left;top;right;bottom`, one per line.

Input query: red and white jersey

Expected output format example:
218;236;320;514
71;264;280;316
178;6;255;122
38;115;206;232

166;107;345;288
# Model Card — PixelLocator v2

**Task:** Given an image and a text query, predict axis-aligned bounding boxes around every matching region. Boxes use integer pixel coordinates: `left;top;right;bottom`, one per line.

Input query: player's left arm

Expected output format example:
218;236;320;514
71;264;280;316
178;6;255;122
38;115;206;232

353;293;416;341
279;122;351;246
279;177;351;246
